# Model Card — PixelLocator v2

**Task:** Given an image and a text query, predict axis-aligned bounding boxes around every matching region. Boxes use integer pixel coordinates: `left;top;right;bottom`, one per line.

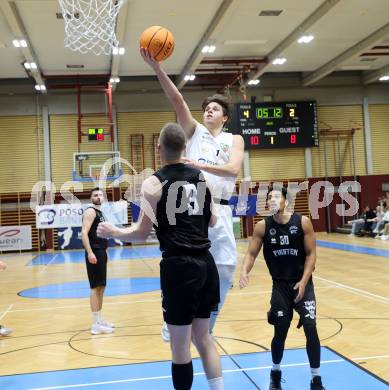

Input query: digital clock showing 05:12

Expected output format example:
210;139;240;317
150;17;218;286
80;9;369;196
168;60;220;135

228;101;319;149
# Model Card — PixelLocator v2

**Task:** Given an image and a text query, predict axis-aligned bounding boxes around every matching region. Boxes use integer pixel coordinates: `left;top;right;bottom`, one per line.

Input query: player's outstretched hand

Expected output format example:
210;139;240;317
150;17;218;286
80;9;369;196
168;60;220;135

140;47;160;70
293;281;306;303
97;222;116;239
0;261;7;270
239;272;250;289
87;252;97;264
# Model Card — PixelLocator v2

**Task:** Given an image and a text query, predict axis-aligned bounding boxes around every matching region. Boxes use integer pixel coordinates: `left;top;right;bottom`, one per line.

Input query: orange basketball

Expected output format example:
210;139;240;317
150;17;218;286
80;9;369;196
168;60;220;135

139;26;175;62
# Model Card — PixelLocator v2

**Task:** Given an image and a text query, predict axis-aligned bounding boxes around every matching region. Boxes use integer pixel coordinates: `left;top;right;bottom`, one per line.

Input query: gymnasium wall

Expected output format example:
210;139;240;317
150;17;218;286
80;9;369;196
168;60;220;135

50;114;113;190
0;83;388;196
0;115;43;193
369;104;389;174
117;111;176;175
312;105;366;177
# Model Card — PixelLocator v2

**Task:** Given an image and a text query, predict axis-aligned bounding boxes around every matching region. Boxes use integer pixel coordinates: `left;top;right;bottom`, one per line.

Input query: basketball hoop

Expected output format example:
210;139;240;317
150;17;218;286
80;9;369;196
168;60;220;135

58;0;124;55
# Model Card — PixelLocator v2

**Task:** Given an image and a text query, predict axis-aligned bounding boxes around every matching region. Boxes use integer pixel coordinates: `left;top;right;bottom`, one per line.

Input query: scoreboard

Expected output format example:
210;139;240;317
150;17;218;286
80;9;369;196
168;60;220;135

88;128;105;141
229;101;319;149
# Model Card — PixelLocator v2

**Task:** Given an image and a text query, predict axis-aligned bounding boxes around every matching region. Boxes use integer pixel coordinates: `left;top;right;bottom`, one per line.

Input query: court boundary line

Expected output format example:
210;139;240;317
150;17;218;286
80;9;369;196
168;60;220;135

2;347;386;379
0;304;13;321
353;354;389;361
26;358;346;390
215;338;261;389
39;254;58;273
314;276;389;305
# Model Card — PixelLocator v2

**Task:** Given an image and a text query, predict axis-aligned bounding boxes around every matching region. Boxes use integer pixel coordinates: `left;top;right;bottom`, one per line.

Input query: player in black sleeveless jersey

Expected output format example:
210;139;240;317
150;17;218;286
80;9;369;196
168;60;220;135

81;187;114;335
97;123;224;390
239;186;325;390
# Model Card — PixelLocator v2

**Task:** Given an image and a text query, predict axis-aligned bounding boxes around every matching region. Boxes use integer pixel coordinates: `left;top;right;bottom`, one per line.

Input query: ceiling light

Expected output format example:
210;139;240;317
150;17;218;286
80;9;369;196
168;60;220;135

13;39;27;48
298;35;314;44
184;74;196;81
202;45;216;54
35;84;46;91
272;58;287;65
248;79;260;85
24;62;37;69
379;75;389;81
112;47;125;55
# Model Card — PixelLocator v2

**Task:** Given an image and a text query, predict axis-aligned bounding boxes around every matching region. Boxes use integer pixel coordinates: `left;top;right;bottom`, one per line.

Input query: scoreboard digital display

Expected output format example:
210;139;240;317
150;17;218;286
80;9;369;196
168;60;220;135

88;128;105;141
229;101;319;149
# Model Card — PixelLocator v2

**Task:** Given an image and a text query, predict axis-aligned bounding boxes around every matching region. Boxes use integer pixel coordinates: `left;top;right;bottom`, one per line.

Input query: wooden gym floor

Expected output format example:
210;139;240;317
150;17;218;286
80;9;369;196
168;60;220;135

0;233;388;389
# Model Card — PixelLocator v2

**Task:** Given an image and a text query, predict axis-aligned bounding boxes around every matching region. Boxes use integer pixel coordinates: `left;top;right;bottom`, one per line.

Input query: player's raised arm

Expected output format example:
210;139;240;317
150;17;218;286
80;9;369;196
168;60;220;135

140;48;196;138
97;176;162;242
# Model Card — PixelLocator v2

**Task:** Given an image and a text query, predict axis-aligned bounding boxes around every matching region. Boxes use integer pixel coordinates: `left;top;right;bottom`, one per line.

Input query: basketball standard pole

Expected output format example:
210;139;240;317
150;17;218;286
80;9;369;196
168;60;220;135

322;134;331;233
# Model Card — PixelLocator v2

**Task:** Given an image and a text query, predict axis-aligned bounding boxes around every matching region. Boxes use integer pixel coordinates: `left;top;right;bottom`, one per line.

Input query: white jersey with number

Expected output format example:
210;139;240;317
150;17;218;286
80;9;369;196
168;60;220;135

186;122;237;266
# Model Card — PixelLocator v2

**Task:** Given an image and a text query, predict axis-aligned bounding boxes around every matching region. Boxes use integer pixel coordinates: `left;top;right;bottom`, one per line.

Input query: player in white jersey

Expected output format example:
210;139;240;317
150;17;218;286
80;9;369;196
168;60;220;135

141;48;244;338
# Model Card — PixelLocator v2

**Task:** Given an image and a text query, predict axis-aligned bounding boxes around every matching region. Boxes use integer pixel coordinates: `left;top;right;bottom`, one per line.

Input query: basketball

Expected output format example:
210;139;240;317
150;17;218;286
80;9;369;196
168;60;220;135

139;26;175;62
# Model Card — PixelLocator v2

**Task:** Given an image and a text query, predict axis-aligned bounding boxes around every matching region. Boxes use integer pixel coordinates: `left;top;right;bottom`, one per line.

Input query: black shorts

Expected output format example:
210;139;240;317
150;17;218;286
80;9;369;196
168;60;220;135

85;249;107;289
160;251;220;326
268;279;317;327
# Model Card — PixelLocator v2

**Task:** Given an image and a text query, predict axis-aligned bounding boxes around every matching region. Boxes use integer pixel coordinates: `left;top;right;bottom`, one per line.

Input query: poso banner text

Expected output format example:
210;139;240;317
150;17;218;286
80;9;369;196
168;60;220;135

35;201;128;229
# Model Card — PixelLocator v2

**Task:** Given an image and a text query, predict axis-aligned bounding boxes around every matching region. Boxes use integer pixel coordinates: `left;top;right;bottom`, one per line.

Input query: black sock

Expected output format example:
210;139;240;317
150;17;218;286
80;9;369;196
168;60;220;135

172;361;193;390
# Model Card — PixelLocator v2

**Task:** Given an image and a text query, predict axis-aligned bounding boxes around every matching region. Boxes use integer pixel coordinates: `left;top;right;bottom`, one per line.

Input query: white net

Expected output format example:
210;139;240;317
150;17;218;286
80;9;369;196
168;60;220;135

58;0;124;55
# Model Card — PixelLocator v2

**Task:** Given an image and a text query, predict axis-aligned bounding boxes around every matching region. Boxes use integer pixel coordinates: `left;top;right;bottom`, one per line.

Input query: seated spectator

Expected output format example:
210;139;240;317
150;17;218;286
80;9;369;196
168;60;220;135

348;205;373;236
369;204;385;233
348;216;365;236
358;206;376;237
375;203;389;238
380;223;389;240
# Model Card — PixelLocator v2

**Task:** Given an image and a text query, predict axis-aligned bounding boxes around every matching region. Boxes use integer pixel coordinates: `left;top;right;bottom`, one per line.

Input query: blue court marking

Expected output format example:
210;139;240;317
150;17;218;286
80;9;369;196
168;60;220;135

18;277;160;299
28;246;162;266
27;239;389;267
0;347;387;389
317;240;389;258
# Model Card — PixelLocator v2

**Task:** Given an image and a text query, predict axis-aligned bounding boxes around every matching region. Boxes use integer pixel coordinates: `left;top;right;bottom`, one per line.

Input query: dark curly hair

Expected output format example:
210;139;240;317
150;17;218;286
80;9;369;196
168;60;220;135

267;185;288;200
201;94;232;121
